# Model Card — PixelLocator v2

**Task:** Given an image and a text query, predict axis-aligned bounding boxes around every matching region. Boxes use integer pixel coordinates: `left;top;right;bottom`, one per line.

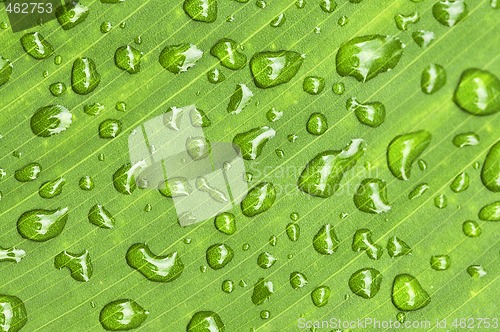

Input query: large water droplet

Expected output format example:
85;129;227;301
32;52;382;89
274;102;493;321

306;113;328;135
39;177;65;198
453;132;479;147
348;268;382;299
298;139;366;197
114;45;143;74
432;0;467;27
352;229;383;260
313;224;340;255
252;278;274;305
241;182;276;217
391;274;431;311
113;162;144;195
467;265;487;278
346;97;386;127
183;0;217;23
453;68;500;116
20;32;54;59
206;243;234;269
88;204;115;229
210;38;246;70
159;44;203;74
187;311;225;331
353;178;391;214
303;76;325;95
387;130;432;180
250;51;304;88
214;212;236;235
0;295;27;332
311;285;330;307
99;299;148;331
421;64;446;94
15;162;42;182
17;207;68;242
56;2;89;30
126;243;184;282
233;126;275;160
450;172;469;192
227;84;254;114
54;250;93;282
31;105;72;137
71;58;101;95
257;252;276;269
462;220;481;237
478;201;500;221
481;141;500;192
336;34;404;82
99;119;122;138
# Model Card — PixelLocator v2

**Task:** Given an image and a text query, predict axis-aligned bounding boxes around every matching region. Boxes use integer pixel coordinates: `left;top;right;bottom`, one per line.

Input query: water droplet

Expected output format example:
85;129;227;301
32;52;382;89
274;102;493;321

214;212;236;235
311;286;330;307
250;51;304;88
30;105;73;137
270;13;286;27
119;21;126;28
0;246;26;263
185;137;210;160
49;82;67;97
418;159;427;171
298;139;366;197
42;70;49;78
88;204;115;229
183;0;217;22
84;102;105;116
99;119;122;139
453;68;500;116
256;0;267;8
113;162;142;195
227;83;254;114
233;126;275;160
71;58;101;95
352;229;383;260
387;130;432;180
275;149;284;158
353;178;391;214
183;237;191;244
252;278;274;305
387;236;412;257
336;34;404;82
391;274;431;311
481;141;500;192
0;56;13;86
434;194;447;209
306;112;328;135
313;224;340;255
200;265;207;273
114;45;142;74
320;0;336;12
159;43;203;74
0;295;27;331
286;223;300;242
260;310;270;320
303;76;325;95
268;235;277;246
432;0;467;27
462;220;481;237
222;280;234;293
206;243;234;270
467;265;487;278
421;64;446;94
17;207;68;242
396;312;406;323
450;172;469;192
295;0;305;8
210;38;247;70
394;12;420;31
207;68;226;83
257;252;276;269
15;162;42;182
453;132;479;147
115;101;127;112
332;82;345;94
290;272;308;289
126;243;183;282
134;36;142;44
266;107;283;122
492;0;499;8
241;182;276;217
287;134;298;142
338;15;348;26
79;176;95;191
348;268;382;299
54;250;93;282
39;177;65;198
430;255;451;271
242;243;250;251
346;97;386;127
0;22;8;29
20;32;54;59
56;2;89;29
478;201;500;221
190;107;211;127
99;299;148;331
412;30;435;49
100;21;112;33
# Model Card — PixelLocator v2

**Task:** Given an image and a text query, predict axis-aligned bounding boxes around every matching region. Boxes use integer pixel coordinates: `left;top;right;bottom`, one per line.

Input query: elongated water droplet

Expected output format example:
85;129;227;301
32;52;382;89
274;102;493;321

313;224;340;255
88;204;115;229
478;201;500;221
311;285;330;307
354;178;391;214
210;38;246;70
408;183;429;200
453;132;479;147
391;274;431;311
352;229;383;260
346;97;386;127
430;255;451;271
241;182;276;217
270;13;286;27
20;32;54;59
434;194;447;209
481;141;500;192
159;44;203;74
54;250;93;282
79;176;95;191
453;68;500;116
227;83;253;114
421;64;446;94
206;243;234;270
183;0;217;23
15;162;42;182
31;105;72;137
0;246;26;263
17;207;68;242
252;278;274;305
100;299;148;331
56;2;89;30
114;45;142;74
257;252;276;269
298;139;366;197
336;34;404;82
233;126;275;160
450;172;469;192
39;177;65;198
126;243;184;282
196;176;228;203
303;76;325;95
0;56;13;86
432;0;467;27
395;12;420;31
462;220;481;237
250;51;304;88
467;265;487;278
387;130;432;180
207;68;225;83
286;223;300;242
290;272;308;289
187;311;225;331
0;295;27;331
412;30;435;48
71;57;100;95
348;268;382;299
214;212;236;235
306;113;328;135
387;236;412;257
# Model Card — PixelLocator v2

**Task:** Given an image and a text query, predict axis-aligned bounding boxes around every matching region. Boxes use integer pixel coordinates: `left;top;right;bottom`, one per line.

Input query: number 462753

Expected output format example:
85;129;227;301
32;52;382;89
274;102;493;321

5;2;53;14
